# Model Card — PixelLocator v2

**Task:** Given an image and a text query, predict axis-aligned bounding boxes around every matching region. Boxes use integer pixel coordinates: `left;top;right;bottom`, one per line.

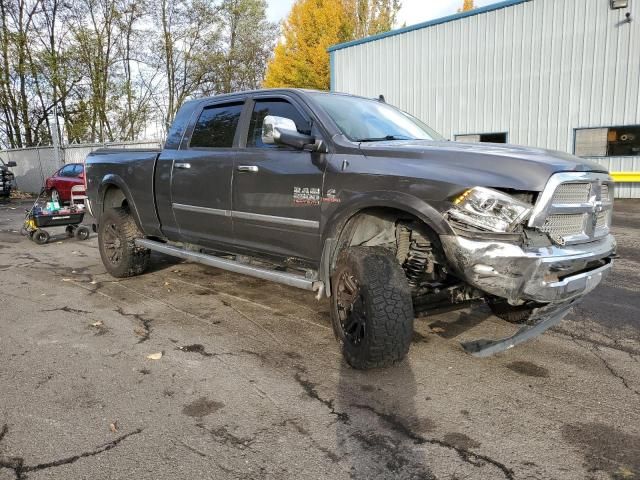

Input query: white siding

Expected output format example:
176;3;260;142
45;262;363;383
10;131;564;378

332;0;640;197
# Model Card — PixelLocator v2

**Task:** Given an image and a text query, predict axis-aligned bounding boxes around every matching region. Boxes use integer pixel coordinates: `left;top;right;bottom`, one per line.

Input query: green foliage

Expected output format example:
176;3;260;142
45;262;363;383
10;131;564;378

0;0;277;147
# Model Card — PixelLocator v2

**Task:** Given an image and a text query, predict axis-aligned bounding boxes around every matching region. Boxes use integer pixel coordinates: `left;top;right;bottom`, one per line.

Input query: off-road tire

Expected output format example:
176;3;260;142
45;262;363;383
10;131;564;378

488;299;535;324
98;207;149;278
330;246;414;369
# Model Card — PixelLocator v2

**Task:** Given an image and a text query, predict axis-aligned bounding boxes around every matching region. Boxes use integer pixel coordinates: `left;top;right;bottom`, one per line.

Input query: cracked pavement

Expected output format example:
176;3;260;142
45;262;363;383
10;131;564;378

0;199;639;479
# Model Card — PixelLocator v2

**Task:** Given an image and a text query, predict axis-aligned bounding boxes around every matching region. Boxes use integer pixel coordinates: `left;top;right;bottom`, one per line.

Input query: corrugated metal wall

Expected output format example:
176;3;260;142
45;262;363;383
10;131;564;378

0;140;162;193
332;0;640;197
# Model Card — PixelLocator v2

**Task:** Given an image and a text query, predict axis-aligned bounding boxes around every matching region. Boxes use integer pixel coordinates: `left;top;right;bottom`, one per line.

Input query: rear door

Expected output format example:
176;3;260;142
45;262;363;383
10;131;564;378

232;95;325;262
169;100;245;248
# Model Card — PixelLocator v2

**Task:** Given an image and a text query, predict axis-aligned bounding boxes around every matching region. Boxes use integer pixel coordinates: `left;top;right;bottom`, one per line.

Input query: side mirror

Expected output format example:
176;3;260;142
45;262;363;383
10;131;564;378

6;161;16;167
262;115;316;150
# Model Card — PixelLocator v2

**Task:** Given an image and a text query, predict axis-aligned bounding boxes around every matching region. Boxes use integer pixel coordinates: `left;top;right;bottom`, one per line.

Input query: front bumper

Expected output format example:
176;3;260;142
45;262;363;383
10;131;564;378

441;234;616;304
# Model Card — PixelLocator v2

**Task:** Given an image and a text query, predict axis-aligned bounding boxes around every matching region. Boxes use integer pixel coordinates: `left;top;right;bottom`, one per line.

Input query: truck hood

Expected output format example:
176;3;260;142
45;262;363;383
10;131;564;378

358;140;607;192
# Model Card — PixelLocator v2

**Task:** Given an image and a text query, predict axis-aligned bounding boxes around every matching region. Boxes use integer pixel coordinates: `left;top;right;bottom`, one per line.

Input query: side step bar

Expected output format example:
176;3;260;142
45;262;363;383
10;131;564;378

135;238;324;296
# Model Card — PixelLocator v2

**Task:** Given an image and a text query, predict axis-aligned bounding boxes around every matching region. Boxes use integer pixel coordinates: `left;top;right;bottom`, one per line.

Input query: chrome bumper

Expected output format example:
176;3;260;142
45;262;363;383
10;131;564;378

441;234;616;304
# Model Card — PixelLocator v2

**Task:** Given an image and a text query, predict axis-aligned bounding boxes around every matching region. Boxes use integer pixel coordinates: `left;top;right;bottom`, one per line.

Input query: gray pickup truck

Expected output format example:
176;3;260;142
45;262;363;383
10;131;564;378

85;89;616;369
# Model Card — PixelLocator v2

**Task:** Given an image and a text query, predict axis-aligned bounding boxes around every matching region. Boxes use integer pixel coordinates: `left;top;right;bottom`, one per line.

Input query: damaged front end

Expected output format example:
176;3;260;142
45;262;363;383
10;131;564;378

440;172;616;357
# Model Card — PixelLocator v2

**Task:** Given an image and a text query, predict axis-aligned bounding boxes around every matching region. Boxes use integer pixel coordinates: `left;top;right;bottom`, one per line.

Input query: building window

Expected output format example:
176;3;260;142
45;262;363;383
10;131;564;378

455;132;507;143
575;126;640;157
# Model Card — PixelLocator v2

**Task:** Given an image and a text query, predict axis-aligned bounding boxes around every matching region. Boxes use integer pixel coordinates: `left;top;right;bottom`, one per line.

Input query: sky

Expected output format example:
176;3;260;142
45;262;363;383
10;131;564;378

266;0;499;27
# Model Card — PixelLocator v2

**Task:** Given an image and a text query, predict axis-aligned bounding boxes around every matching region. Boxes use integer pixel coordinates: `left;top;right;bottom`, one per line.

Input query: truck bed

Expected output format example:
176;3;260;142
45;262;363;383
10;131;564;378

85;147;162;236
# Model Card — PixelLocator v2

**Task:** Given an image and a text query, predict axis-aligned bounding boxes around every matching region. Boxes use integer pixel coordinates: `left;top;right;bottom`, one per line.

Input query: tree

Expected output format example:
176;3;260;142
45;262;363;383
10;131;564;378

0;0;278;148
264;0;401;90
210;0;277;94
458;0;475;12
345;0;400;38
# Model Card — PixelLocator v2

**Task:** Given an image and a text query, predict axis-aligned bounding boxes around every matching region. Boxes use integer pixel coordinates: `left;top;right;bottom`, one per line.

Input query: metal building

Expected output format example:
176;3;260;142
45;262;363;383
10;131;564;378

329;0;640;197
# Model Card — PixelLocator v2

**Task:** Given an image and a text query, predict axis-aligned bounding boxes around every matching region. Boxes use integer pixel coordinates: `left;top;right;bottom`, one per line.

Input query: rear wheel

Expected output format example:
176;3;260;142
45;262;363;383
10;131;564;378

330;246;414;369
98;207;149;278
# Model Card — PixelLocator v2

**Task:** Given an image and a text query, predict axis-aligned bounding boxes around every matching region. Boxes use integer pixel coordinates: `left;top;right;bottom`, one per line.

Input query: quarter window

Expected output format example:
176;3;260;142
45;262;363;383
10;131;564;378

59;165;76;177
247;99;309;148
575;126;640;157
191;103;244;148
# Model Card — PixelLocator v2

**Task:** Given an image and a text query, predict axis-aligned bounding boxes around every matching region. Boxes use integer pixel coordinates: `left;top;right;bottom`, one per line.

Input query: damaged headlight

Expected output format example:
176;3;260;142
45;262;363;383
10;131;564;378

447;187;532;233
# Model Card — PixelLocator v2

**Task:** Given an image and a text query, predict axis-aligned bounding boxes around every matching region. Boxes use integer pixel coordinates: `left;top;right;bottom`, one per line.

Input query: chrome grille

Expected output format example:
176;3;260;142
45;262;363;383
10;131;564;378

552;183;590;204
540;214;586;242
528;172;614;245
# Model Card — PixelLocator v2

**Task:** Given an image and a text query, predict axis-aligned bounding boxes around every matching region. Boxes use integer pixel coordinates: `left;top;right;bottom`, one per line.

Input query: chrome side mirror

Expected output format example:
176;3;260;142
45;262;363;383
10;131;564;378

261;115;298;145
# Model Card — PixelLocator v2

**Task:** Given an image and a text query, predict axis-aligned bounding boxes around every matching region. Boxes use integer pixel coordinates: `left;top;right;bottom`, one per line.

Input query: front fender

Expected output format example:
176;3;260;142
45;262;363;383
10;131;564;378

318;191;454;291
321;190;453;245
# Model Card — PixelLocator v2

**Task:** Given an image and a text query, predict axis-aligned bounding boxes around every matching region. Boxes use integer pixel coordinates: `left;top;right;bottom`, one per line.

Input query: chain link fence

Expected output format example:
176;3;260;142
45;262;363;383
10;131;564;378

0;140;162;193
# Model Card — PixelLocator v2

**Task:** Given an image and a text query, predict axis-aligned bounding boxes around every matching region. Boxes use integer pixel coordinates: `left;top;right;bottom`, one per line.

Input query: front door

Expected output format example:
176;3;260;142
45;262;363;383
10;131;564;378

232;97;325;262
170;101;244;248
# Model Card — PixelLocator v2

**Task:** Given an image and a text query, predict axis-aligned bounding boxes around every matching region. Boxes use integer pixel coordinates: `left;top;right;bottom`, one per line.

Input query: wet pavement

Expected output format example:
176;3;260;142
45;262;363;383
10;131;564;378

0;199;638;480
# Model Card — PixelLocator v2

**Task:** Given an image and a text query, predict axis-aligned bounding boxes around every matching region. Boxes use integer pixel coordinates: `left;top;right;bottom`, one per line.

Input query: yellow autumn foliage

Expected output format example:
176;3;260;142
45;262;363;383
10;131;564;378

459;0;475;12
264;0;399;90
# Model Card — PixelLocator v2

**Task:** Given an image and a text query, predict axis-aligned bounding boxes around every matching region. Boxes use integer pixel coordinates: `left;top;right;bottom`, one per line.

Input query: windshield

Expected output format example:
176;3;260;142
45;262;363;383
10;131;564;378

310;93;445;142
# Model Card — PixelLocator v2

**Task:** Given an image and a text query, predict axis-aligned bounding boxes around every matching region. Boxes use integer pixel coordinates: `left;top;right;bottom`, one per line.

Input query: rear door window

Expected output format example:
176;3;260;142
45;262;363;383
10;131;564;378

190;103;244;148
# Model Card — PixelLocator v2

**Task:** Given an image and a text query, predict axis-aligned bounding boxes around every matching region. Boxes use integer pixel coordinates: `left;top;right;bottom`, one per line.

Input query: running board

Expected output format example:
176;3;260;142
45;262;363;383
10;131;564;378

135;238;324;297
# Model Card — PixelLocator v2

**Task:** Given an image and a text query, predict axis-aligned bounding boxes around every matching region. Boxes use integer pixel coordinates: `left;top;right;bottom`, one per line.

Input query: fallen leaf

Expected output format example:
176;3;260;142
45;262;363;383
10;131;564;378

109;421;118;433
91;321;103;327
147;352;162;360
614;467;635;479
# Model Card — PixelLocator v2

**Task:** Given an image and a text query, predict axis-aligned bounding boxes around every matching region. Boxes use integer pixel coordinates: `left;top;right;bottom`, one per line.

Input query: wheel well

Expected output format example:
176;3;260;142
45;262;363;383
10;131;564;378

332;207;443;266
103;185;129;212
323;207;453;300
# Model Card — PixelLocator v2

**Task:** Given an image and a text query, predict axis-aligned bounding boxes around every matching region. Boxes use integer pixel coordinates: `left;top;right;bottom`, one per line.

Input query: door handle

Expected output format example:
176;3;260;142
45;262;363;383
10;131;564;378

237;165;259;173
174;162;191;169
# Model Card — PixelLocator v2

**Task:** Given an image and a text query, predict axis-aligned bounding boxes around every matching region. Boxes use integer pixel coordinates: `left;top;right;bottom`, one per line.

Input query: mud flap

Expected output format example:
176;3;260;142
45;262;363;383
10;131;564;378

461;301;575;358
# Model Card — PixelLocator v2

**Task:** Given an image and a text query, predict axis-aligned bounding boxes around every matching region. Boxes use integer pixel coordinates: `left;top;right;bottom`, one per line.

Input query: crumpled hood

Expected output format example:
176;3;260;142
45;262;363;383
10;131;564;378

359;140;607;191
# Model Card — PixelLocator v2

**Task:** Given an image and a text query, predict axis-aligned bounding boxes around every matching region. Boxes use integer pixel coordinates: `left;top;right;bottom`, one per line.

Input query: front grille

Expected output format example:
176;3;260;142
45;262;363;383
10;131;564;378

528;172;614;245
552;183;590;203
540;214;586;242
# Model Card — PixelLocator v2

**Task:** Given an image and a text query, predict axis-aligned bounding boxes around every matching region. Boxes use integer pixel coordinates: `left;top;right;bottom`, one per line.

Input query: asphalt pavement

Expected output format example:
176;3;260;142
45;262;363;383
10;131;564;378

0;199;639;480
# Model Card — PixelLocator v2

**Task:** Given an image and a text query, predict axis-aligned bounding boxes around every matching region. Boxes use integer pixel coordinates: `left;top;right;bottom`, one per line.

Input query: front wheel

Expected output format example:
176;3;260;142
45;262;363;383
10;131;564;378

32;229;50;245
330;246;414;369
98;207;149;278
76;226;90;241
